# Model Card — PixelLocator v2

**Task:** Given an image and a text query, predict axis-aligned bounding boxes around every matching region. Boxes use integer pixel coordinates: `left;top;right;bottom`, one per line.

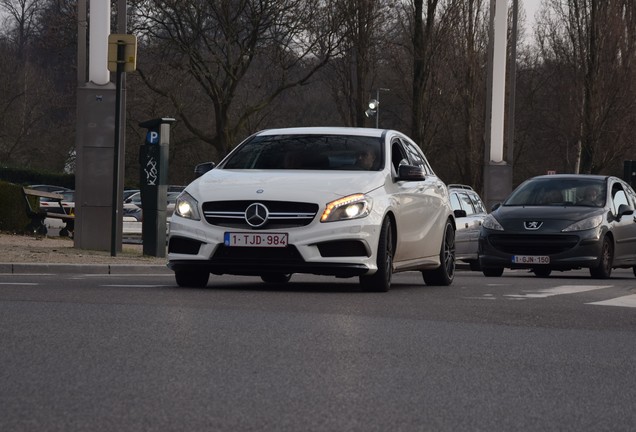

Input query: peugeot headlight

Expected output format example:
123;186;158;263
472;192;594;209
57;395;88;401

482;214;504;231
174;192;201;220
562;214;603;232
321;194;372;222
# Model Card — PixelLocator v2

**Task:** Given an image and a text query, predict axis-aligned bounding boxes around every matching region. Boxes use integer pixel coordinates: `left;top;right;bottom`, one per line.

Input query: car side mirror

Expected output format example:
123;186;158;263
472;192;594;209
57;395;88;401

491;203;501;211
454;209;467;218
617;204;634;219
194;162;215;178
397;164;426;181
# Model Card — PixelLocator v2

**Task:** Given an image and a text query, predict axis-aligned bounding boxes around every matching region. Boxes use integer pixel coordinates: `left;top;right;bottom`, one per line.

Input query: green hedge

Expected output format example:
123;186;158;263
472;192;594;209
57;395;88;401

0;181;32;233
0;166;74;190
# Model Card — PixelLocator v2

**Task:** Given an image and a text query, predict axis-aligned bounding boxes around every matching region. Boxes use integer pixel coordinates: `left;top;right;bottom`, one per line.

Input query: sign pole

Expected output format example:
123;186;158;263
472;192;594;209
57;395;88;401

110;41;126;256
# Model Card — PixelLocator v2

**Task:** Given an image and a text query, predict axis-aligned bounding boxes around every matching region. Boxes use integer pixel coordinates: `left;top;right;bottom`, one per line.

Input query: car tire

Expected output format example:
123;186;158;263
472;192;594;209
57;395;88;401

482;267;504;277
360;218;393;292
175;269;210;288
533;267;552;277
422;220;456;286
590;236;613;279
261;274;292;284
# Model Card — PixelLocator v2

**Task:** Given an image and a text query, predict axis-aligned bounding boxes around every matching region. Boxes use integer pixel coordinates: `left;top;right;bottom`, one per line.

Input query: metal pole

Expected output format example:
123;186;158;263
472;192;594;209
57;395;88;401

375;89;380;128
110;41;125;256
506;0;518;166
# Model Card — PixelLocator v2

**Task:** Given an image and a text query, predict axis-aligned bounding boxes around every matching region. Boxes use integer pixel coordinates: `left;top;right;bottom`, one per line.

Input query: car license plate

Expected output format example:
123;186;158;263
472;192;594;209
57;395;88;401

512;255;550;264
224;232;288;247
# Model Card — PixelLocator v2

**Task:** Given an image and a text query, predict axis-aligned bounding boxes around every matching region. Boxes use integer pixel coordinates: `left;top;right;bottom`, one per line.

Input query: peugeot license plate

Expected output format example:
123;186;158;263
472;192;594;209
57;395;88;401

224;232;288;247
512;255;550;264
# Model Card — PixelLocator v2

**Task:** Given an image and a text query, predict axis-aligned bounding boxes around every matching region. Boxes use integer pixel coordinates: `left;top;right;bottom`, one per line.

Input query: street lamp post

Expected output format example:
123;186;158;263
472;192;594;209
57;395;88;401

365;88;390;128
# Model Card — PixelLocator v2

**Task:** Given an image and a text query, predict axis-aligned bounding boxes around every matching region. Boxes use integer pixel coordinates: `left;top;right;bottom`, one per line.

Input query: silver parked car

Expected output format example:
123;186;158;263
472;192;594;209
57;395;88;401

448;184;487;270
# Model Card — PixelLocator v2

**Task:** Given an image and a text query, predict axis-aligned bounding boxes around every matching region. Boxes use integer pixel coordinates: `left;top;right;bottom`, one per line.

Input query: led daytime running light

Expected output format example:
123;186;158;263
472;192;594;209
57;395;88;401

321;194;365;222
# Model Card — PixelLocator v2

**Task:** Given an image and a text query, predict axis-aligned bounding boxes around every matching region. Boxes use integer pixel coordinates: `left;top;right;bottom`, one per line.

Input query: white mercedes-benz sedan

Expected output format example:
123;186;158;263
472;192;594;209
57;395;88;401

167;127;457;291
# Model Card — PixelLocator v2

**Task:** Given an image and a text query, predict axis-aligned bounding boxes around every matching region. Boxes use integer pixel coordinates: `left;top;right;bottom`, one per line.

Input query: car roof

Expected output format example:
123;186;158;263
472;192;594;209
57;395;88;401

254;127;387;138
448;184;475;191
529;174;610;181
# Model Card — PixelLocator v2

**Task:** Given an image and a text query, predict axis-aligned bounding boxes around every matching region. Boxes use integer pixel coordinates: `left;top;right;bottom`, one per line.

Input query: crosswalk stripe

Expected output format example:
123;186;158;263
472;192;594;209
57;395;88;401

504;285;612;299
587;294;636;308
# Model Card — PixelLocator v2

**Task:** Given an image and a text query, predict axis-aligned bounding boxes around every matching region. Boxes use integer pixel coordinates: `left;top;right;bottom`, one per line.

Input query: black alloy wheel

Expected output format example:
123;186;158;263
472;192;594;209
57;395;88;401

360;218;393;292
590;236;613;279
422;220;456;286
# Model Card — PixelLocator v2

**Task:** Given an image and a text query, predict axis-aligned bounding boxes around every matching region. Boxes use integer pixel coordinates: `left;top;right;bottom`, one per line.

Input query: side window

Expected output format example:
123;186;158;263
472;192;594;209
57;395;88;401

401;138;434;175
450;193;462;212
468;192;486;214
391;140;408;173
611;183;629;213
459;192;476;215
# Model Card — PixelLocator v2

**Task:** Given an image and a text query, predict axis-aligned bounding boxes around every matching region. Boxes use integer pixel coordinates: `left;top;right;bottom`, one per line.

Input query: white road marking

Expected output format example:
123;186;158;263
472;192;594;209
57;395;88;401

0;282;38;285
587;294;636;308
101;284;173;288
504;285;613;299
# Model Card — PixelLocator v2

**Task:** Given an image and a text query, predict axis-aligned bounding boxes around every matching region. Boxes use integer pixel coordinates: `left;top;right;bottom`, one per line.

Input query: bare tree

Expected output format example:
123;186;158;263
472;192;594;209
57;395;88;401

324;0;393;127
536;0;636;174
131;0;344;159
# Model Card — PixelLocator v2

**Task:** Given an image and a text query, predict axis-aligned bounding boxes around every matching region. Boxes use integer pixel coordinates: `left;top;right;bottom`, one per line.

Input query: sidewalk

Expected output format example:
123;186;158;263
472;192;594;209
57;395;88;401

0;232;171;274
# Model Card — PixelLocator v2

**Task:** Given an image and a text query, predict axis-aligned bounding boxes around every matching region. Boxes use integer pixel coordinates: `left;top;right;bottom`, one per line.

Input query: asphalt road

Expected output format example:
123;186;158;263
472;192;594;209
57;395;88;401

1;269;635;431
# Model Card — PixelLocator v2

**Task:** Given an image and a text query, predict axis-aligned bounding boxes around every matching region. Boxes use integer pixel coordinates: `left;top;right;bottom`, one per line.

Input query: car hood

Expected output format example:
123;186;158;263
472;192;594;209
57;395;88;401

187;169;387;202
492;205;606;232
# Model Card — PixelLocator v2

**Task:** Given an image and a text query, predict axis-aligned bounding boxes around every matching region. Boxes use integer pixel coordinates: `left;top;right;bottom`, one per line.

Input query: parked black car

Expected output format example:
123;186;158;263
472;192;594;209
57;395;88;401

479;174;636;278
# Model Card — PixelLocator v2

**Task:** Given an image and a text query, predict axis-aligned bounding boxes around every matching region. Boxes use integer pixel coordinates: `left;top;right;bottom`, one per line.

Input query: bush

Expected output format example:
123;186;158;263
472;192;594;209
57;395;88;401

0;181;32;233
0;166;74;189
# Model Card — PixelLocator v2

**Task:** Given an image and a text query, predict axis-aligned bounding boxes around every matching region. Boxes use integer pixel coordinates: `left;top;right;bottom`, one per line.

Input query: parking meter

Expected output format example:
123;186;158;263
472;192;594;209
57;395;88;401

138;118;175;257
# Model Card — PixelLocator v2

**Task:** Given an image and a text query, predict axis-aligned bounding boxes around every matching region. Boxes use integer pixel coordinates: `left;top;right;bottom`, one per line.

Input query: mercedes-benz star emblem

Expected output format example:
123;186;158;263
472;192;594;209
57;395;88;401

245;203;269;227
524;221;542;230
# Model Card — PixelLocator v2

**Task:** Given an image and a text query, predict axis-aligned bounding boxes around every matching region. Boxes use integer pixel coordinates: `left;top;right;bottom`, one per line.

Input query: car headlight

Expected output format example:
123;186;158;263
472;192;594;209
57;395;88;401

482;214;504;231
174;192;201;220
562;214;603;232
321;194;372;222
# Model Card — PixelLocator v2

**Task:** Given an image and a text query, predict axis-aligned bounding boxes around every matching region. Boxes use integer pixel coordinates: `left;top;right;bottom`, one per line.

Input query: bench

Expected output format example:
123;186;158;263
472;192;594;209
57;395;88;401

22;187;75;237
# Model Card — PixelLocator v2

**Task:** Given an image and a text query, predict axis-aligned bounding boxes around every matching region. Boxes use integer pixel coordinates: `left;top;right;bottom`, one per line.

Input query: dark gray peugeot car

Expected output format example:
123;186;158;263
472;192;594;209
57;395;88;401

479;174;636;278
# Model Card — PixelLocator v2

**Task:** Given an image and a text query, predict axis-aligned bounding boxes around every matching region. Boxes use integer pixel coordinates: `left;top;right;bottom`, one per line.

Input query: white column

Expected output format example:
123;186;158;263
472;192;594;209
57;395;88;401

490;0;508;163
88;0;110;85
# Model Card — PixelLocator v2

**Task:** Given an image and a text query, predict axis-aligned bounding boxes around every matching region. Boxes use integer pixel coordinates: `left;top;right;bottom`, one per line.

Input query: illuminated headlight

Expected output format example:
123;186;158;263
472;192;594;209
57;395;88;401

562;214;603;232
482;214;504;231
174;192;201;220
321;194;371;222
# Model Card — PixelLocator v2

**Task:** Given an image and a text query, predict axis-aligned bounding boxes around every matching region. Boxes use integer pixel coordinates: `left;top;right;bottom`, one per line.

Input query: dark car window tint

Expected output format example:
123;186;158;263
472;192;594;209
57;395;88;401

222;135;384;171
506;178;606;206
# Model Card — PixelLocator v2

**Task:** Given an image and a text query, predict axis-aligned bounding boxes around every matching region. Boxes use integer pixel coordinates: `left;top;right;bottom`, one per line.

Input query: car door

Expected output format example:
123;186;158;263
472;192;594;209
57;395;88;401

452;191;481;260
390;136;448;262
609;180;636;265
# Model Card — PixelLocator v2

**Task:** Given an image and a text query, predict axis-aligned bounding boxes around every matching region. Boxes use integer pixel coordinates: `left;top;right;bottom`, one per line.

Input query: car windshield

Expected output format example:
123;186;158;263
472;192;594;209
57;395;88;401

504;178;606;207
221;134;384;171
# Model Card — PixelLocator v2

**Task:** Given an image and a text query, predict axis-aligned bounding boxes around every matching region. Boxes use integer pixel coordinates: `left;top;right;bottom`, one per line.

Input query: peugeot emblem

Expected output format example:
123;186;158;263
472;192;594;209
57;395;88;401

524;221;543;230
245;203;269;227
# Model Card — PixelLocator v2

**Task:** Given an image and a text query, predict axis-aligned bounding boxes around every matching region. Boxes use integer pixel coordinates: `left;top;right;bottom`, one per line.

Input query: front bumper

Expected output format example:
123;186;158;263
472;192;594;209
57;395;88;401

167;215;380;277
478;230;604;270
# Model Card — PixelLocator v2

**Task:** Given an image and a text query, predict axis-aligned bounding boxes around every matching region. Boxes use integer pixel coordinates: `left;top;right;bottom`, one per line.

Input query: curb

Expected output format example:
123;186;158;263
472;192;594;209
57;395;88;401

0;263;172;275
